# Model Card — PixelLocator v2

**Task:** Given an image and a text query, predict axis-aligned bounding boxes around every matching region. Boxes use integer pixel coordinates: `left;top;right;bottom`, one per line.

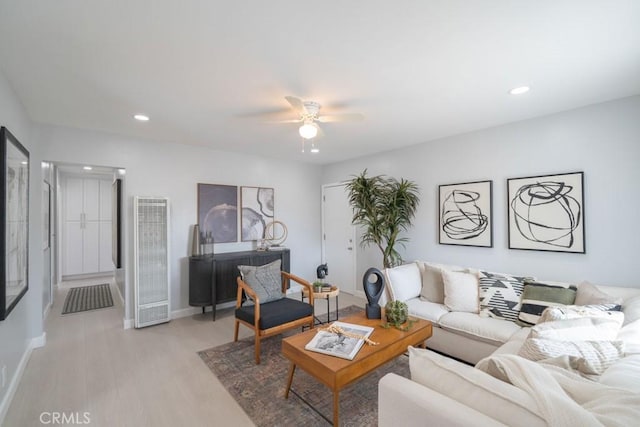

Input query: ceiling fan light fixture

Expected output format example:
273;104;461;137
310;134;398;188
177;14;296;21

299;122;318;139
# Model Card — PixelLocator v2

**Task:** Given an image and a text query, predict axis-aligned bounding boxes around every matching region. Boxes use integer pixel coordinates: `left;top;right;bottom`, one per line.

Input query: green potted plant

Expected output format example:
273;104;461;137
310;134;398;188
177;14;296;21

312;281;324;293
383;300;415;331
346;170;420;268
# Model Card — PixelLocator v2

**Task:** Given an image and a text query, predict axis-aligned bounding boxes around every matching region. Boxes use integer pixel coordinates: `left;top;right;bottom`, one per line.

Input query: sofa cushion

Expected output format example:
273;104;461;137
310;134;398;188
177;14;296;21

238;259;283;304
443;270;479;313
599;355;640;393
518;338;625;375
384;262;422;302
409;347;545;427
405;298;449;323
575;281;623;306
417;262;445;303
517;281;577;326
531;317;623;341
491;327;531;356
478;271;529;322
439;312;521;346
617;319;640;355
539;304;624;329
623;295;640;326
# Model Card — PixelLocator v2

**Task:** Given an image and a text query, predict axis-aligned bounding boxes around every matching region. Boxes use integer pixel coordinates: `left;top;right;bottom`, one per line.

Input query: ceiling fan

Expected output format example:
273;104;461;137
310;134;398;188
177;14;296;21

269;96;364;139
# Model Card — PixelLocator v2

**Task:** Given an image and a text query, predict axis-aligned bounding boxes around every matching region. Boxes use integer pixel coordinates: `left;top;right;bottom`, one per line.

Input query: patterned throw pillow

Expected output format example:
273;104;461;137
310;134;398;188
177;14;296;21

478;271;530;322
517;281;577;326
238;259;283;304
518;338;624;375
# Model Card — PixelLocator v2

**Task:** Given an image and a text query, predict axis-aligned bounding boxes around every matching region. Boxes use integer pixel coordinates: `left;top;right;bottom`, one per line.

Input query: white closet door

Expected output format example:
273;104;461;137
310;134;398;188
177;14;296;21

83;179;100;221
65;178;84;221
83;221;100;273
64;221;84;275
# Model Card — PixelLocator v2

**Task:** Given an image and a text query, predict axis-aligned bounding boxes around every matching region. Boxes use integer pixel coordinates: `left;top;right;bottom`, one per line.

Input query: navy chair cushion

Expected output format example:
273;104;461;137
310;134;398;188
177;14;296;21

235;297;313;330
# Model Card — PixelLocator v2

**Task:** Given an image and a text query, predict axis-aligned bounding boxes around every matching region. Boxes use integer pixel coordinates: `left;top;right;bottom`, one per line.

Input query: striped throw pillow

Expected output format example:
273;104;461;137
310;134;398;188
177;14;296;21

518;338;624;375
517;281;577;326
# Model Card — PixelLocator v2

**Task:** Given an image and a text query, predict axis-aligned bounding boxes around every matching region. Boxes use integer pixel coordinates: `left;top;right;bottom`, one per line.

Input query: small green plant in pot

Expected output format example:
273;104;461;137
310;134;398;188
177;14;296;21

382;300;415;331
312;281;323;292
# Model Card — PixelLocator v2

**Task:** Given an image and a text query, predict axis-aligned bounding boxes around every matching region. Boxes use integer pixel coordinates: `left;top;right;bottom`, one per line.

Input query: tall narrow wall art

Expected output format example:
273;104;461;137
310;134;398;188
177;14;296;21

507;171;585;253
439;180;492;247
241;186;274;241
1;127;29;320
197;184;238;244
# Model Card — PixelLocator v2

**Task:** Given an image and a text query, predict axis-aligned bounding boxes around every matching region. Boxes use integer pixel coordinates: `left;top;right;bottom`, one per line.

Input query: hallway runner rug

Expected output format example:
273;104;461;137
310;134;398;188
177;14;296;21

198;305;410;426
62;284;114;314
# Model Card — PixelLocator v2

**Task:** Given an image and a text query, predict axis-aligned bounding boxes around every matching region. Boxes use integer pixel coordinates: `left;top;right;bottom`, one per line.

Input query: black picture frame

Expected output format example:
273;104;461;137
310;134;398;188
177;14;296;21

438;180;493;247
507;171;585;253
197;183;238;243
1;126;30;321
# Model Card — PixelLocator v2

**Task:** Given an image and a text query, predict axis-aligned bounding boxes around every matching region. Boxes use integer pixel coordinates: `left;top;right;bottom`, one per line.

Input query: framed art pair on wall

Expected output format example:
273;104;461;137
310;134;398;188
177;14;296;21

197;184;274;243
438;172;585;254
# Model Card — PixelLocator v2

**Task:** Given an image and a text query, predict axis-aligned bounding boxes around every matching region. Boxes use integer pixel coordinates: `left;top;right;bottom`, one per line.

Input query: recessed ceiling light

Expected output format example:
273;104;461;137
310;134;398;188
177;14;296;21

21;161;28;165
509;86;530;95
134;114;150;121
83;166;93;171
310;148;320;153
118;168;126;175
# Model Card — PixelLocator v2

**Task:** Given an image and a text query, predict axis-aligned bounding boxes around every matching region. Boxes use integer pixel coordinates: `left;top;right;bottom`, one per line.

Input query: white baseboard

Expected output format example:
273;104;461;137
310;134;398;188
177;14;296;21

0;333;47;425
43;302;52;321
353;290;366;300
123;318;134;330
170;301;235;320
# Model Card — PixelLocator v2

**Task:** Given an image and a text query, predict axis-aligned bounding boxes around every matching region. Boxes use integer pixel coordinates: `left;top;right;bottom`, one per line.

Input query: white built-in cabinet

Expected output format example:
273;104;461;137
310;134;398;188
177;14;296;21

62;177;113;276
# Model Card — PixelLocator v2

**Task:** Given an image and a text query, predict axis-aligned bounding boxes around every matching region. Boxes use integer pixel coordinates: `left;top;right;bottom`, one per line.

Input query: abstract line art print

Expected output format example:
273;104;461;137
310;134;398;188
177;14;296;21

439;180;492;247
507;172;585;253
241;186;274;241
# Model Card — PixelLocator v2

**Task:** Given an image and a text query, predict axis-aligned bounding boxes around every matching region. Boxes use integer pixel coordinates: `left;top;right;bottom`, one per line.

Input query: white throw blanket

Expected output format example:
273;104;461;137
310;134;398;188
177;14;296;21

481;354;640;427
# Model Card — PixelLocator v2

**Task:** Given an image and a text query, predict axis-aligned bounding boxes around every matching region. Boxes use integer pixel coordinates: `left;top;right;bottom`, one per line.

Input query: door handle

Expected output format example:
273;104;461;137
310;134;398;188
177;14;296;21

347;247;353;250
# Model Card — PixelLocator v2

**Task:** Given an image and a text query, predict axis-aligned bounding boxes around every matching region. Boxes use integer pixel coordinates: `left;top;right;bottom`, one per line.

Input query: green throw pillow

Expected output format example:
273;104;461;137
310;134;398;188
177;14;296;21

517;281;577;326
238;259;283;304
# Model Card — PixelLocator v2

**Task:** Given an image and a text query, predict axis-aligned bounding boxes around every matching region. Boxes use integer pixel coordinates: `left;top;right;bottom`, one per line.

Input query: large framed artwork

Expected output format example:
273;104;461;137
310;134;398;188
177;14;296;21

197;184;238;243
439;180;492;247
507;171;585;253
1;127;30;321
241;186;274;241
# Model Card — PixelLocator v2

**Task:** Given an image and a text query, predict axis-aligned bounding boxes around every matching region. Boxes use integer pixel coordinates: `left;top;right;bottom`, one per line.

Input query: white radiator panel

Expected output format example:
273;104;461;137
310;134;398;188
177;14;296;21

134;197;170;328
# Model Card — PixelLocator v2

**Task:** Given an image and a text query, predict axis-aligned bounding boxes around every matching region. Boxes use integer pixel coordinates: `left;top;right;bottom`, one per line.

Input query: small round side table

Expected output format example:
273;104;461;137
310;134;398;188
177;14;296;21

302;285;340;324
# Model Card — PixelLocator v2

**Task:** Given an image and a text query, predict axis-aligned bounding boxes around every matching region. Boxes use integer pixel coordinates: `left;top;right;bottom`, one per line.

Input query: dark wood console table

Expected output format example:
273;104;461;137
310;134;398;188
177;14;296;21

189;249;290;321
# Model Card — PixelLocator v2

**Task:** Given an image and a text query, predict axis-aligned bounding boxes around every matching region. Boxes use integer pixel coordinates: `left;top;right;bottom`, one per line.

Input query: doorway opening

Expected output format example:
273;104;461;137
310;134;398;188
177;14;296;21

43;161;126;325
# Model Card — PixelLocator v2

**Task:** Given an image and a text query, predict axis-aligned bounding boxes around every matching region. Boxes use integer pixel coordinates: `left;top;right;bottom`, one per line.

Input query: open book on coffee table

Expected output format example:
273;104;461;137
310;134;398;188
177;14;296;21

305;321;375;360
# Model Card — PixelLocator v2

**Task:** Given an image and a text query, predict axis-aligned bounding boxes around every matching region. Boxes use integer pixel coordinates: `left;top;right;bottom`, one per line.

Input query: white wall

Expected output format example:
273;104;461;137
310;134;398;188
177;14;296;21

0;70;44;420
323;96;640;289
35;125;324;320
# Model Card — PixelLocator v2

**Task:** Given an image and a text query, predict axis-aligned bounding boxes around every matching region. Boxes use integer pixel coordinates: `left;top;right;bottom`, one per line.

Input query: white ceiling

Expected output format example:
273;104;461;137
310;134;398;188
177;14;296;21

1;1;639;165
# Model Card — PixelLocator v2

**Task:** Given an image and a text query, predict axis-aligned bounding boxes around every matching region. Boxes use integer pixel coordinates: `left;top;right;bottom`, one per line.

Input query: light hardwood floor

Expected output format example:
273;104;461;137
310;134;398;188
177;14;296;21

4;277;365;426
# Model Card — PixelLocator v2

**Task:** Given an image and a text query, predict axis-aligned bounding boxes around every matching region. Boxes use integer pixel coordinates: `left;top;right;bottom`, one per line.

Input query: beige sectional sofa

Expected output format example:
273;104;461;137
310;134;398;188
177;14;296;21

377;261;640;426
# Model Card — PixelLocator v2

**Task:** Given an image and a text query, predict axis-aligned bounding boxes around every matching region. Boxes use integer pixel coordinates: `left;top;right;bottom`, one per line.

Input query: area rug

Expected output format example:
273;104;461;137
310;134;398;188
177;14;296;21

198;305;410;426
62;283;114;314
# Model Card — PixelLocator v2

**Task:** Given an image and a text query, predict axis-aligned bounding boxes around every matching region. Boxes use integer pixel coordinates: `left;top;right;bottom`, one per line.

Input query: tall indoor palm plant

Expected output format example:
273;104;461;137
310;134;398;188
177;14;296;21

346;170;420;268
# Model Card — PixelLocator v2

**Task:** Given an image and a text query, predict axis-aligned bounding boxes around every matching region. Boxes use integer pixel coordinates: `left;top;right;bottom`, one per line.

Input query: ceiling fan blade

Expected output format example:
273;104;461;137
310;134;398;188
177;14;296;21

285;96;305;113
316;113;364;123
263;119;302;124
316;124;325;138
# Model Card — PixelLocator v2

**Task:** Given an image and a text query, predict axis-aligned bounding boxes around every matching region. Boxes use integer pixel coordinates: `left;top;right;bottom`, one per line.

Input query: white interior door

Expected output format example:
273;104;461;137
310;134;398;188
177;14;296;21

322;183;356;294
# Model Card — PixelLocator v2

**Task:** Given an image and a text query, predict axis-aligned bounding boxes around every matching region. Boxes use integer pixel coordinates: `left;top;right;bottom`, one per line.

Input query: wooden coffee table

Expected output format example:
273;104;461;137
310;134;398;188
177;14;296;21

282;310;432;426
